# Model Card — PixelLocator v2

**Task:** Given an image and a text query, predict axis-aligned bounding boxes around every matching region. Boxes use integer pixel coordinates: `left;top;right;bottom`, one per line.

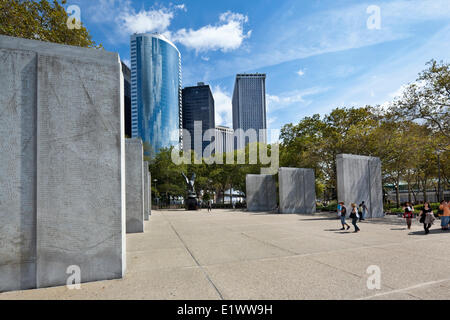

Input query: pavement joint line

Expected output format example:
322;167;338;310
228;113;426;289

358;277;450;300
163;214;225;300
238;231;299;255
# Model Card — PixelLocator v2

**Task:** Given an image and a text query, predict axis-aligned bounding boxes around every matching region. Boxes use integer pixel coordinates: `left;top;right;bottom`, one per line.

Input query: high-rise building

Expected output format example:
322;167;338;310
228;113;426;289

121;61;132;138
130;33;182;156
215;126;234;155
232;73;267;149
182;83;215;156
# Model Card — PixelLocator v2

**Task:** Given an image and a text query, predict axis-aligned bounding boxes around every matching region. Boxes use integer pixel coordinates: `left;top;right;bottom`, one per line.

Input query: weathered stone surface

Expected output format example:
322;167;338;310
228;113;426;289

246;175;277;212
0;35;126;292
336;154;383;218
0;48;37;292
126;139;144;233
143;161;150;221
278;168;316;214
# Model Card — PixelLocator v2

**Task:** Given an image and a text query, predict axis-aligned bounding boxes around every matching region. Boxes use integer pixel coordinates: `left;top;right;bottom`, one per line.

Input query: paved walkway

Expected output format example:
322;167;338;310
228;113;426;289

1;209;450;300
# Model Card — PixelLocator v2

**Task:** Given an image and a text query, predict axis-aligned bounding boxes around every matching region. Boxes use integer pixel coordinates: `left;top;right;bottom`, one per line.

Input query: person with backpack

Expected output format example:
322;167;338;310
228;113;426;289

337;202;342;219
339;202;350;231
350;203;360;233
403;202;414;230
359;201;368;221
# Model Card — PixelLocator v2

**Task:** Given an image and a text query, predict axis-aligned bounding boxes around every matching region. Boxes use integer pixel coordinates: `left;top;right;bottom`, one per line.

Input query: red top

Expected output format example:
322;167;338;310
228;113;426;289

403;207;413;219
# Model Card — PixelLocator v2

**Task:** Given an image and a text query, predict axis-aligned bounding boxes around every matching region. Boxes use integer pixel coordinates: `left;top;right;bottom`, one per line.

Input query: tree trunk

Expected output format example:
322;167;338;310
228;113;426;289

407;181;412;203
395;176;400;208
423;178;428;203
230;185;233;206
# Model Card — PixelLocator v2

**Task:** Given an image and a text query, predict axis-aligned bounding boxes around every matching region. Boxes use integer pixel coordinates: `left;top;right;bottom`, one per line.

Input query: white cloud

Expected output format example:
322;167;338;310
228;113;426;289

212;86;233;127
118;8;174;34
174;4;186;11
171;11;251;52
266;87;330;112
296;69;305;77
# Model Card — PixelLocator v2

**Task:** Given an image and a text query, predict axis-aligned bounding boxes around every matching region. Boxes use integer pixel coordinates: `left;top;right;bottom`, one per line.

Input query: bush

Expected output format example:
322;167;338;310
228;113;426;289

414;203;440;211
317;202;338;212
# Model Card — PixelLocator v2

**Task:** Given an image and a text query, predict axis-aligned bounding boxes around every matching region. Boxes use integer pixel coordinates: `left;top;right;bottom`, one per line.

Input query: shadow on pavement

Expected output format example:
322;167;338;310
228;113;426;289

408;229;450;236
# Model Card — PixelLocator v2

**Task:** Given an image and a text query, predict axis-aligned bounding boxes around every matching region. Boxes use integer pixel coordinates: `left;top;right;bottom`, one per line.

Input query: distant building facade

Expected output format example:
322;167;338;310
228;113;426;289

232;73;267;150
121;61;132;138
130;33;182;156
215;126;234;155
182;83;215;156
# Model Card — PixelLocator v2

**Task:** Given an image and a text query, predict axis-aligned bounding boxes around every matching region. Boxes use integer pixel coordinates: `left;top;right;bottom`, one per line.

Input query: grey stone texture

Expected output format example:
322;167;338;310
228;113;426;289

126;139;144;233
0;35;126;292
143;161;150;221
246;175;277;212
278;168;316;214
336;154;383;218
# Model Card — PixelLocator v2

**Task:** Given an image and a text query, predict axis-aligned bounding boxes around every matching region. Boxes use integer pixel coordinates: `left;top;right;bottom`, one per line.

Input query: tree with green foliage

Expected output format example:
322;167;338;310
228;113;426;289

0;0;101;48
392;60;450;143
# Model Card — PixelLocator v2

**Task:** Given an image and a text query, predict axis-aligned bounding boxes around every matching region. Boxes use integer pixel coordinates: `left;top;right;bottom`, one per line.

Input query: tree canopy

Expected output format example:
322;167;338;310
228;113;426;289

0;0;101;48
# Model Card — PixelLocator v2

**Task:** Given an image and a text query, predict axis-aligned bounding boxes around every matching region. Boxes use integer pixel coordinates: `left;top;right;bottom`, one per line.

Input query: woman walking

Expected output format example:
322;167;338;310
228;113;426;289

339;202;351;231
419;202;435;234
403;202;414;230
350;203;360;233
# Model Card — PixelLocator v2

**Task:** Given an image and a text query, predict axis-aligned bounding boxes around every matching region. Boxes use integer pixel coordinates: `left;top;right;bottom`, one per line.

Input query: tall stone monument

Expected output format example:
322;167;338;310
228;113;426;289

246;174;277;212
0;35;126;292
143;161;150;221
126;139;145;233
336;154;383;218
278;168;316;214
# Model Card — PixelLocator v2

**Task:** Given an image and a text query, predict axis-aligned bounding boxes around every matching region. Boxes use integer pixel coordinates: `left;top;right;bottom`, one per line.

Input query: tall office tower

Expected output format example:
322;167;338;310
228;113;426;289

182;83;215;157
121;61;132;138
130;33;182;156
232;73;267;150
215;126;234;155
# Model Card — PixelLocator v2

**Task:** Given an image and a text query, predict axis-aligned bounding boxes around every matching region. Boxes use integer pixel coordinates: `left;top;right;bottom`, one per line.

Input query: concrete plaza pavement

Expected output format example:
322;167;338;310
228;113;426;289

1;209;450;300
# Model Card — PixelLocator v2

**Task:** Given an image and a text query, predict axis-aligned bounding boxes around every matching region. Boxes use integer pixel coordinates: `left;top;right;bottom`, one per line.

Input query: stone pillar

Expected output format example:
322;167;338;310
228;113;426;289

143;161;150;221
246;174;277;212
278;168;316;214
336;154;383;218
126;139;144;233
0;35;126;292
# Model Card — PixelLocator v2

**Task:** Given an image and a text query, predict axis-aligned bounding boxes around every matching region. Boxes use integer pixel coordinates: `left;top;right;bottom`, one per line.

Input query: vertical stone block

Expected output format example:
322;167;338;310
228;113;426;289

336;154;383;218
0;35;126;291
246;175;277;212
36;50;125;288
0;48;37;292
143;161;150;221
278;168;316;214
126;139;144;233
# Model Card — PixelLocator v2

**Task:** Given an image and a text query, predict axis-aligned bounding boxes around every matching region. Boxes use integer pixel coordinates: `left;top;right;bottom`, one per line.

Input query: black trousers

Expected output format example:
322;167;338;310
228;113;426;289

423;223;431;233
352;218;360;231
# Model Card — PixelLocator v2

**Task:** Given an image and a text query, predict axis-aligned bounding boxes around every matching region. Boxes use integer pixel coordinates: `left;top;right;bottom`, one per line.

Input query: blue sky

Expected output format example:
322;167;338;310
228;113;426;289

71;0;450;139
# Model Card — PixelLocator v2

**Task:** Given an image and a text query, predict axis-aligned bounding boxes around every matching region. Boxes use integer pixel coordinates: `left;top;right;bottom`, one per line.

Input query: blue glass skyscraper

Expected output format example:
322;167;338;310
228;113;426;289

130;33;182;156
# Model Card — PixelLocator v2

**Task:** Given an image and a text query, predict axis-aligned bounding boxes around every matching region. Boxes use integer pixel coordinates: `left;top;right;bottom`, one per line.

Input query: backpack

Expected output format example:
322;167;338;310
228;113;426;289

341;206;347;216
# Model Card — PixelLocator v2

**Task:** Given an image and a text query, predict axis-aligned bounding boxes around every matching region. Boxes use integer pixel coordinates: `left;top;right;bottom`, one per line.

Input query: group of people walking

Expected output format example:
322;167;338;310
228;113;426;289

403;200;450;234
337;201;368;233
337;200;450;235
